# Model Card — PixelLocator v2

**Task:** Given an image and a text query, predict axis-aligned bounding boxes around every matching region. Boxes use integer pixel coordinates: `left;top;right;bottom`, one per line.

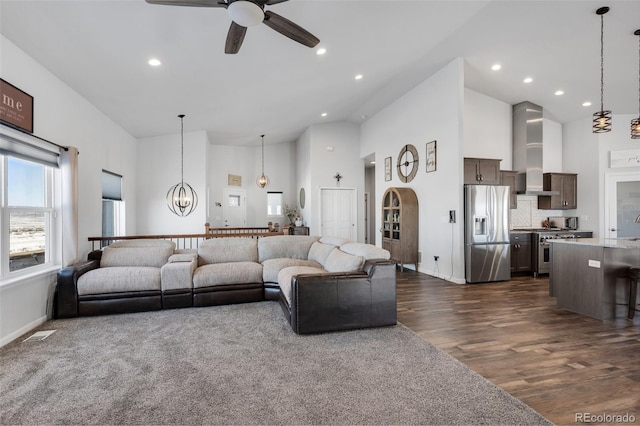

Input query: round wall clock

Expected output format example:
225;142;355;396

397;144;419;183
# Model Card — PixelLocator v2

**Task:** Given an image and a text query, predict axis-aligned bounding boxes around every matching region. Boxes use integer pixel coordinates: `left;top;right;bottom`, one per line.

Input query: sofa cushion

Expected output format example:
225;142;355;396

100;239;175;268
319;236;353;246
193;262;263;288
77;267;161;295
340;243;391;261
308;242;336;266
262;258;321;283
324;249;364;273
277;265;327;304
198;238;258;265
258;235;319;263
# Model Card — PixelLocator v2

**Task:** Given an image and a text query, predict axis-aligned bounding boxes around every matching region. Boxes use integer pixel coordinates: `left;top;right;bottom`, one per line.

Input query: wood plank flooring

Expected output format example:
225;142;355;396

397;270;640;425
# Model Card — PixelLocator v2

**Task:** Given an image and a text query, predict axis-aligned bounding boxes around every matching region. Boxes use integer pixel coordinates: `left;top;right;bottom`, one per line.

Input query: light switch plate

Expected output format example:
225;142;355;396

588;259;601;268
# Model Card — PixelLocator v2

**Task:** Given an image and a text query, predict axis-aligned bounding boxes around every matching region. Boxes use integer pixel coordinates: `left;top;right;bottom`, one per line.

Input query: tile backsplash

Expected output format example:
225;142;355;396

510;195;563;229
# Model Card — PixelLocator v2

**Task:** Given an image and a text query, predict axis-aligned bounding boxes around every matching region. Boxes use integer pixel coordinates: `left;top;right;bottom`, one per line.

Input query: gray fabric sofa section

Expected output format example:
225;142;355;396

77;239;176;296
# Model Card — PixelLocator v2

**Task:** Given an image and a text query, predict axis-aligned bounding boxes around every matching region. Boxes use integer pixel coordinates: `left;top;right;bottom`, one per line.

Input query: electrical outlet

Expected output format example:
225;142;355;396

418;251;422;263
434;255;439;262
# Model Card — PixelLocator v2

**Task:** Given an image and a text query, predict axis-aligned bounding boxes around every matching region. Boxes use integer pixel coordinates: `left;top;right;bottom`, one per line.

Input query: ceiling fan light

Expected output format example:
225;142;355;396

228;1;264;27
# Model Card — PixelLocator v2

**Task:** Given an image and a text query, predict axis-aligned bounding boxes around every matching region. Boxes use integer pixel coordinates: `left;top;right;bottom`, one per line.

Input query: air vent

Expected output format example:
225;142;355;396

23;330;56;342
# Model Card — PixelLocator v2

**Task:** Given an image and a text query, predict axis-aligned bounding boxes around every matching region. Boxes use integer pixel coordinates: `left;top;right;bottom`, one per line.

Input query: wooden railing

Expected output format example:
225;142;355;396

89;224;285;251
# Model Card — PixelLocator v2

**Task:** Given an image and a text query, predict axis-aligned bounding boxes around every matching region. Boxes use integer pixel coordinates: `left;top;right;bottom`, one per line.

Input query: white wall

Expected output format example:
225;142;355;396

463;88;512;169
0;35;138;346
136;131;208;235
207;141;297;229
304;122;364;241
563;113;640;237
296;127;312;227
361;58;465;282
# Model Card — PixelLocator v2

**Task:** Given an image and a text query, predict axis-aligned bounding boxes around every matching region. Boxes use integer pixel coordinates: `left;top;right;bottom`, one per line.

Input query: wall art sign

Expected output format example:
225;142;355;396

228;174;242;186
426;140;437;172
0;79;33;133
610;149;640;168
384;156;392;181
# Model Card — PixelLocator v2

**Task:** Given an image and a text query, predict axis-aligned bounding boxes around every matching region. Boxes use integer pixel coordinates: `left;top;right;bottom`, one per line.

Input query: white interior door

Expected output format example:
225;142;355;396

222;188;246;228
604;173;640;238
320;188;357;240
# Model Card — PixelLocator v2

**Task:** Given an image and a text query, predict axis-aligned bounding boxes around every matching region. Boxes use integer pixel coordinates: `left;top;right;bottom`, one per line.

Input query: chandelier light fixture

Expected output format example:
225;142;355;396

256;134;270;188
592;6;612;133
167;114;198;217
632;29;640;139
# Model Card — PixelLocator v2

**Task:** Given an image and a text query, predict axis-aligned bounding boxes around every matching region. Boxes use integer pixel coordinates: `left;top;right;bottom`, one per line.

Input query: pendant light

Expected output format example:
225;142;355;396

167;114;198;217
632;29;640;139
592;6;612;133
256;134;270;188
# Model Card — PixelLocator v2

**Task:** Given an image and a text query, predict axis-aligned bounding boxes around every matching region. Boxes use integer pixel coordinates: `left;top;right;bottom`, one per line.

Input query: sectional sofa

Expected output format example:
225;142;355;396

56;235;397;334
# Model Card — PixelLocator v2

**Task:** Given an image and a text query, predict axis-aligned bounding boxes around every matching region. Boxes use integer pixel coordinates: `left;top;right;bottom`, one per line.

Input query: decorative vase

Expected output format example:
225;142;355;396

295;219;303;227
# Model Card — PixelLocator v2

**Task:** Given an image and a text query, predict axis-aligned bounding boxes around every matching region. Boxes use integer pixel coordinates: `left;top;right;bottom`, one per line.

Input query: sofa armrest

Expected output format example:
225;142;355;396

56;259;100;318
161;255;197;291
289;260;396;334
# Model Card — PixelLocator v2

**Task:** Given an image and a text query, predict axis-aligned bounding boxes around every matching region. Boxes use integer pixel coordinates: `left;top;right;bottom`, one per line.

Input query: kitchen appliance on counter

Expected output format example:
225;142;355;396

464;185;510;283
547;216;579;230
532;229;593;276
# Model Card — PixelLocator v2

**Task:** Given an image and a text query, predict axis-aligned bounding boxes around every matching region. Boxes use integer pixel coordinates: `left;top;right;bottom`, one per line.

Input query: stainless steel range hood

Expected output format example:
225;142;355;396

512;101;559;195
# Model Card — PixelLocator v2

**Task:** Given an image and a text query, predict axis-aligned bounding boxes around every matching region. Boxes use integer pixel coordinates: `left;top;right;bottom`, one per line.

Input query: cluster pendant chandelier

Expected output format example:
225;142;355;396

632;29;640;139
167;114;198;217
592;6;612;133
256;134;270;188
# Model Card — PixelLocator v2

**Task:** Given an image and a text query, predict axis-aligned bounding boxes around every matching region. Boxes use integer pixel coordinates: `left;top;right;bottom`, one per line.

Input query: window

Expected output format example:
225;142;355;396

2;156;55;274
1;125;61;279
267;192;283;216
101;170;125;247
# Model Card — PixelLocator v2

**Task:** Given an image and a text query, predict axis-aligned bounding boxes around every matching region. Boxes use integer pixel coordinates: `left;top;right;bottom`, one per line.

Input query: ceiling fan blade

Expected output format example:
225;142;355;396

263;10;319;48
145;0;227;7
225;22;247;54
264;0;289;4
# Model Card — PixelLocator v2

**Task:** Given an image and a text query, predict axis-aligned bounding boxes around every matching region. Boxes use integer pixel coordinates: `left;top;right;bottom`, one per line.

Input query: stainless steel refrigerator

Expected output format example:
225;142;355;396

464;185;510;283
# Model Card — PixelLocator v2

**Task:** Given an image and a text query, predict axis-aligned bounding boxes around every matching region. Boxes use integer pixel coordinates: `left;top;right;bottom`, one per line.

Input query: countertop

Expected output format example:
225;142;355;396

550;237;640;249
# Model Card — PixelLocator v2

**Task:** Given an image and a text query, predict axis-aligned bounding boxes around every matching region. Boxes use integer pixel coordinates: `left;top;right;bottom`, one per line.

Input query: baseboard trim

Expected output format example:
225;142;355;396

0;315;48;348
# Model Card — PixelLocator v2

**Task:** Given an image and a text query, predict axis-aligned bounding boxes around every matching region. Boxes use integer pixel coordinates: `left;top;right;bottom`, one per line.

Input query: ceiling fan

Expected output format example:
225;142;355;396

145;0;320;54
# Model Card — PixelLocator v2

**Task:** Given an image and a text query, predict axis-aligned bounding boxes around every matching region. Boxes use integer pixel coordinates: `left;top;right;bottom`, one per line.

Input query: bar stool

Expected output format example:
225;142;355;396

629;267;640;319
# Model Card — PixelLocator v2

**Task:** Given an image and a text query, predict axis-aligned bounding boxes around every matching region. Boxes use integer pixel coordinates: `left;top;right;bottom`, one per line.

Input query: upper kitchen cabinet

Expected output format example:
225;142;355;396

500;170;518;209
464;158;501;185
538;173;577;210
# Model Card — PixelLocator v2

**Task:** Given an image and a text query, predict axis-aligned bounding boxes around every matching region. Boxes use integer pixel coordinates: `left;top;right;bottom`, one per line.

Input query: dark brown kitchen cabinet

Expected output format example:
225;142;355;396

464;158;501;184
500;170;518;209
538;173;577;210
509;232;531;273
382;187;418;269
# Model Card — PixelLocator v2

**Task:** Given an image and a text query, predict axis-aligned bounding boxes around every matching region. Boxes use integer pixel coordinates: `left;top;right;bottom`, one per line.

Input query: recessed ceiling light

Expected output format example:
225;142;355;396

523;77;533;83
491;64;501;71
582;101;592;107
354;74;363;80
148;58;162;67
370;160;376;165
316;48;327;55
555;90;564;96
321;112;328;117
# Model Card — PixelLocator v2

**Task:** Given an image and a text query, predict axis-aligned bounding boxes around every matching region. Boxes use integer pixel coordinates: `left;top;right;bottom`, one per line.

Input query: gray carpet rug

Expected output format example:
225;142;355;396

0;302;551;425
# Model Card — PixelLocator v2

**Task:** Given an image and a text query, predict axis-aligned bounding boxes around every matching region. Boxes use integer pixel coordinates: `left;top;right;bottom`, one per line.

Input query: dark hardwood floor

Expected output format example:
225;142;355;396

396;270;640;426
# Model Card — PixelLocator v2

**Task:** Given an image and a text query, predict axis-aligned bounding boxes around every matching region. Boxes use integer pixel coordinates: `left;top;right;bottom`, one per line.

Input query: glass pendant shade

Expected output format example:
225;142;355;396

632;29;640;139
593;7;612;134
167;114;198;217
256;134;269;188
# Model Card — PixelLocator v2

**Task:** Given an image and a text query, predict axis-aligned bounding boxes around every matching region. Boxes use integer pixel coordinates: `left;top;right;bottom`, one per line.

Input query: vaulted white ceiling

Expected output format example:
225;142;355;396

1;0;638;146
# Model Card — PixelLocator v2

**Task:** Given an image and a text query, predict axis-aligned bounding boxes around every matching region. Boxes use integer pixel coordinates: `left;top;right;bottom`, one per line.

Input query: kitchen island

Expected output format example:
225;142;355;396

549;238;640;320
